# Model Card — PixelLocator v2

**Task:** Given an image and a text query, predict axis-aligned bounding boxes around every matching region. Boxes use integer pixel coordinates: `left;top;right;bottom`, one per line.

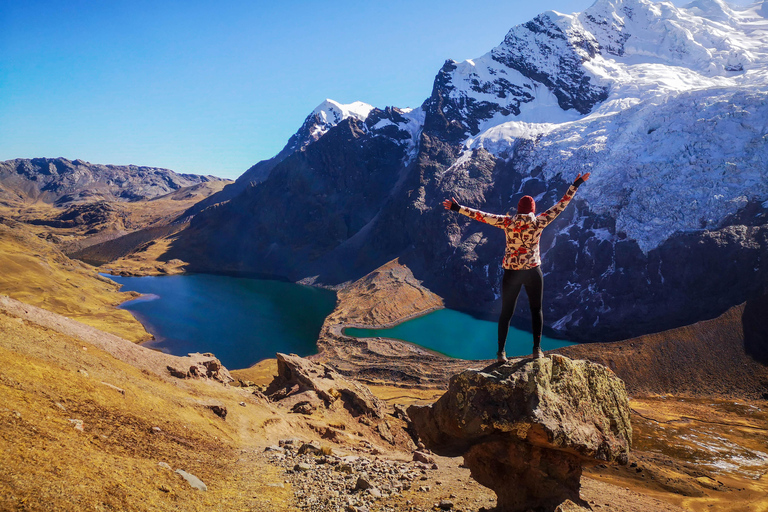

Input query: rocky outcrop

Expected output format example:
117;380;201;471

266;353;386;418
408;355;631;511
166;352;233;384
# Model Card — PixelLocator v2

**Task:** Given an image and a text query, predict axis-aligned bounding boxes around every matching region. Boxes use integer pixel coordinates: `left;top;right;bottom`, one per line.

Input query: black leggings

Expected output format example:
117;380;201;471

498;267;543;353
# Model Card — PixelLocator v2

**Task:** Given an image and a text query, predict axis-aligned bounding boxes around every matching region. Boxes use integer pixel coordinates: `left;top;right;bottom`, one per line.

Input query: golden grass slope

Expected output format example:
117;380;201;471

0;298;295;511
0;218;148;342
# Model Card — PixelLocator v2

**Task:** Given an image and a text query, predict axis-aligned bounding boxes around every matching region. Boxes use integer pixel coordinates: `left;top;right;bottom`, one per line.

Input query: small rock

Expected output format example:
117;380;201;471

413;451;435;464
158;462;171;470
336;463;354;474
207;404;227;419
355;476;373;491
68;419;84;431
55;402;66;412
297;442;322;455
100;381;125;395
294;462;312;472
175;469;207;491
292;401;315;414
77;369;89;378
418;485;431;492
367;488;382;498
264;445;285;453
151;427;162;434
239;402;246;407
12;411;21;419
439;499;454;510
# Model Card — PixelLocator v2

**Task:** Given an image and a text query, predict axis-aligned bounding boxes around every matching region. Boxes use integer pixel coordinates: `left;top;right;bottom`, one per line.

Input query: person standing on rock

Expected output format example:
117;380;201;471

442;173;590;362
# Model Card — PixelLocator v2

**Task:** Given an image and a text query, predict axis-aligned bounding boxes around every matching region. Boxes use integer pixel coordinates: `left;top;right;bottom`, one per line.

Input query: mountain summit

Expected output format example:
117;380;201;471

170;0;768;342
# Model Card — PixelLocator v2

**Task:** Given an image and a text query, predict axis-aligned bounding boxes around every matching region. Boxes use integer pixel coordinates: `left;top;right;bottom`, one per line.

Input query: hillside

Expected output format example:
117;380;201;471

0;217;149;342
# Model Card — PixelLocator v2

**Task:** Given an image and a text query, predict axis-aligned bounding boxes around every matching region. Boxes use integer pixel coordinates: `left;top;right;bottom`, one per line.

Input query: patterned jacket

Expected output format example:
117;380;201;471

452;181;582;270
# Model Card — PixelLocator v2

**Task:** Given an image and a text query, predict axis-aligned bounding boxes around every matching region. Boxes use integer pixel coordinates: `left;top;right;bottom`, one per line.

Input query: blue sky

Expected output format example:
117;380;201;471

0;0;756;179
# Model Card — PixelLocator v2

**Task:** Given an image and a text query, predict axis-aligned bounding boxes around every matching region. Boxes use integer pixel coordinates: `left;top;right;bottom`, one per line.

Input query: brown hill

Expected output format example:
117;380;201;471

553;300;768;400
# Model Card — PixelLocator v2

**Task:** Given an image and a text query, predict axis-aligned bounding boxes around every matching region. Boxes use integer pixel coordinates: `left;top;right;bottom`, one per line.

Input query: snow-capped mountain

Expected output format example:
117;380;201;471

173;0;768;342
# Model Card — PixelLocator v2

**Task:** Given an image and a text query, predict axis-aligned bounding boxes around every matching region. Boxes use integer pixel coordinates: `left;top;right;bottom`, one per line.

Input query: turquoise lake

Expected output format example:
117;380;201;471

107;273;573;368
106;273;337;369
344;309;572;360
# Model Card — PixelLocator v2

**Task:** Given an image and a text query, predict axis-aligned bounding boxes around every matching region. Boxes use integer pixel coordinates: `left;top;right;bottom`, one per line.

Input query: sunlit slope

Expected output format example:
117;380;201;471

0;218;149;342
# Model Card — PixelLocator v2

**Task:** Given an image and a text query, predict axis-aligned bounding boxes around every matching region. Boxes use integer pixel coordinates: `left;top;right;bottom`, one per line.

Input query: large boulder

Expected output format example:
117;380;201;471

408;354;631;511
266;353;385;418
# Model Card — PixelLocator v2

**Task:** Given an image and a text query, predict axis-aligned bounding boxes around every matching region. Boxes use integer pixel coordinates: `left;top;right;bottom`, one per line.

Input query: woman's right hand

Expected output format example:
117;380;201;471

442;197;459;210
575;172;591;183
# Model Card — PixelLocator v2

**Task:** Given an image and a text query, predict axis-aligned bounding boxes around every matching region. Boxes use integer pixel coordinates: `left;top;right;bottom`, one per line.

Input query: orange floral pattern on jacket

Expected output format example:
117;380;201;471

457;184;579;270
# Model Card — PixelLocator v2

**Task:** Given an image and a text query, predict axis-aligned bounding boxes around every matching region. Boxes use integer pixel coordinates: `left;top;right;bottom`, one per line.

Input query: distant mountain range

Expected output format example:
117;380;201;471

0;157;229;206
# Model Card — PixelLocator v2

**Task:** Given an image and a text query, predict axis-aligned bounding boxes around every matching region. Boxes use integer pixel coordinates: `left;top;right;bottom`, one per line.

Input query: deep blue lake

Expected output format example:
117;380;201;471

106;273;337;369
344;309;572;360
107;273;574;368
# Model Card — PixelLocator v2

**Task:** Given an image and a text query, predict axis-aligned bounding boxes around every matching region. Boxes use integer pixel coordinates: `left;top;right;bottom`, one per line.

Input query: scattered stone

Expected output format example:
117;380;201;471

279;438;300;448
377;421;395;445
297;442;322;455
294;462;312;472
264;445;285;453
176;469;207;491
151;426;162;434
158;462;171;470
55;402;66;412
239;401;246;407
68;419;84;431
412;451;435;464
12;410;21;419
438;499;454;509
355;476;373;491
207;404;227;419
367;488;382;498
77;369;89;378
292;401;316;415
100;381;125;395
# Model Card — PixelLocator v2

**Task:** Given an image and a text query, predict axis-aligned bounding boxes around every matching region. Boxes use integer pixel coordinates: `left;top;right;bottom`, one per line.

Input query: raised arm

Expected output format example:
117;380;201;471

537;173;590;227
442;197;507;228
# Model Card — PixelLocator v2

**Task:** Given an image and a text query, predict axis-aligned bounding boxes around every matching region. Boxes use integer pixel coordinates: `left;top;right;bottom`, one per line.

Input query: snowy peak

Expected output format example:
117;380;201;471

423;0;768;146
310;99;374;132
282;99;374;154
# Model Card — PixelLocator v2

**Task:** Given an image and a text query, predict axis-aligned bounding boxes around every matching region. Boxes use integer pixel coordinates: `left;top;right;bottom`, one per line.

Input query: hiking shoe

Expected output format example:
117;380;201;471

497;351;507;363
533;346;544;359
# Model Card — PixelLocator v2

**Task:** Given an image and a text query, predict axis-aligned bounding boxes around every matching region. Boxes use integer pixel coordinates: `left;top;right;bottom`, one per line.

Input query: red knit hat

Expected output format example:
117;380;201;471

517;195;535;215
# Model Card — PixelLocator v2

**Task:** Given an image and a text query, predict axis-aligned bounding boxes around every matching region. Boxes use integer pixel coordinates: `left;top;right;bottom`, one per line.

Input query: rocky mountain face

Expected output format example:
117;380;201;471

172;0;768;342
0;157;227;205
